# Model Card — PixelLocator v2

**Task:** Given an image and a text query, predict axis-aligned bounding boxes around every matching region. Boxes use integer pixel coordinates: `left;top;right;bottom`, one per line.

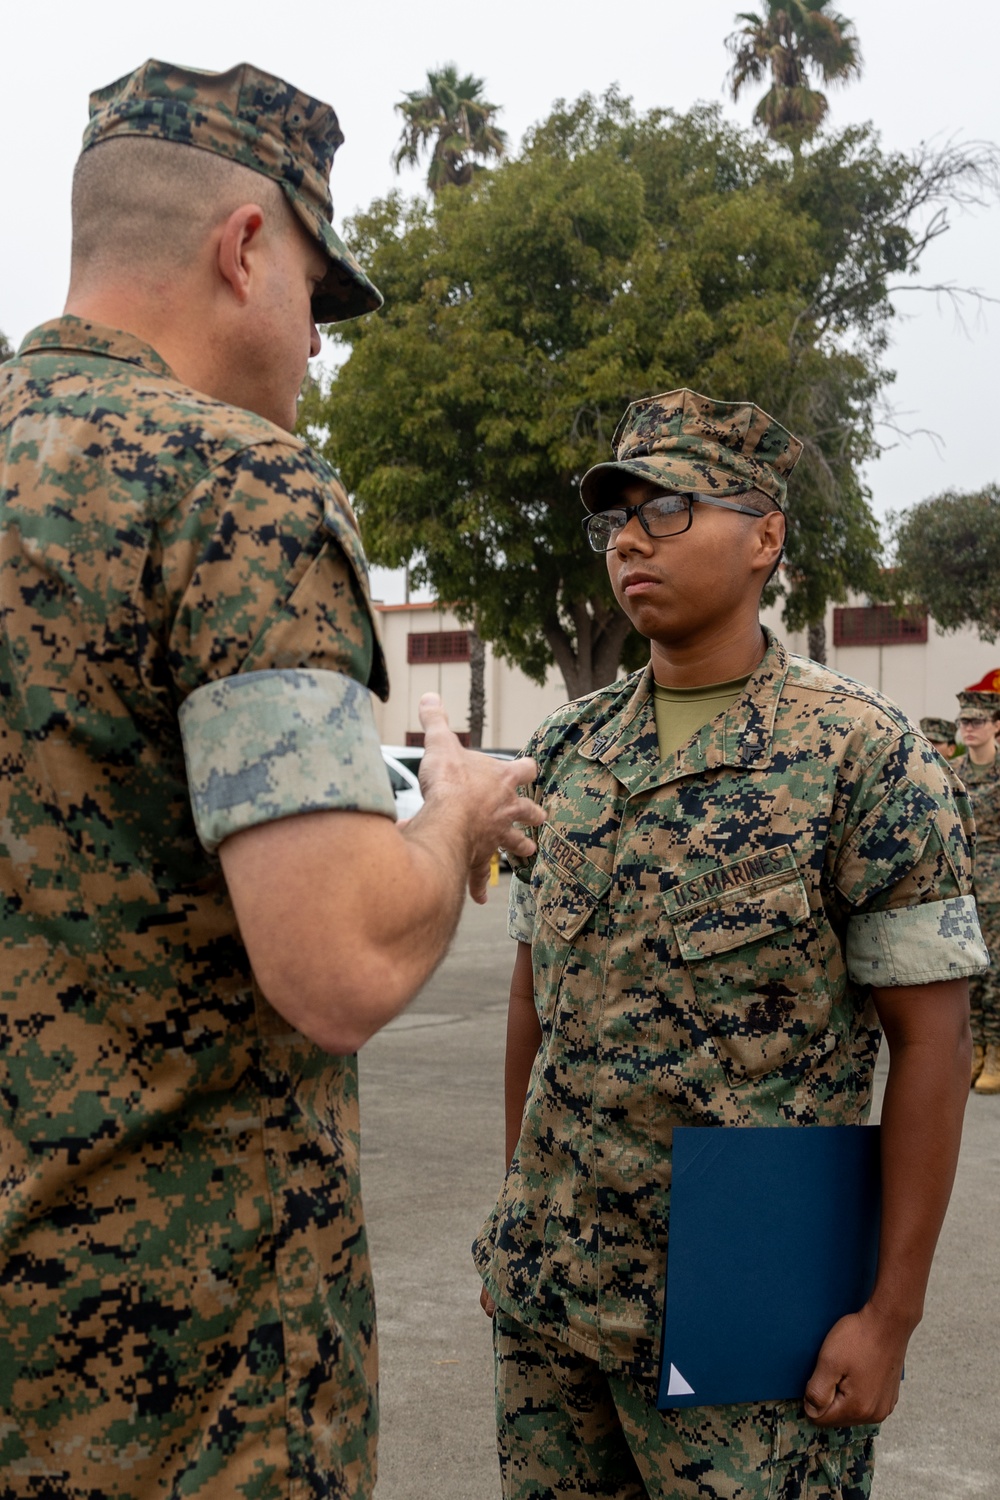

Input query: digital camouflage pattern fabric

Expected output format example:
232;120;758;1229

0;317;392;1498
474;633;985;1390
84;60;382;323
953;752;1000;1047
580;389;804;513
181;669;392;852
494;1309;877;1500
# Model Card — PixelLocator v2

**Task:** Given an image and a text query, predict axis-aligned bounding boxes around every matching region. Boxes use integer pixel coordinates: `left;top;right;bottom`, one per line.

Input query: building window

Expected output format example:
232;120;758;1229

832;605;928;647
407;630;471;664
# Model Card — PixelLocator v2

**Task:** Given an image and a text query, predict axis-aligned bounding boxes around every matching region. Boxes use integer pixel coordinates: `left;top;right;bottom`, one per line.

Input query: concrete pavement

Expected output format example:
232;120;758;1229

359;875;1000;1499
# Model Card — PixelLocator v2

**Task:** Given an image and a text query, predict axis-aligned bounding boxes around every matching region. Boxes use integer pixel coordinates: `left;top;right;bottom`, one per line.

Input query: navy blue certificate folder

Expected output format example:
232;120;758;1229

658;1125;881;1409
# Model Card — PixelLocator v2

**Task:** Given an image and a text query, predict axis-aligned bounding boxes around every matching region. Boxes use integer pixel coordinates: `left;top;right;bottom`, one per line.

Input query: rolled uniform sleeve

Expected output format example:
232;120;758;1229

834;732;989;986
508;872;537;943
180;669;394;852
147;437;393;851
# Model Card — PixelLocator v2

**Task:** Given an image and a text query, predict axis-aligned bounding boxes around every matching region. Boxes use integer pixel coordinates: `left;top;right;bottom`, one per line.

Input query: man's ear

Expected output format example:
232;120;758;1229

753;510;786;574
216;203;266;305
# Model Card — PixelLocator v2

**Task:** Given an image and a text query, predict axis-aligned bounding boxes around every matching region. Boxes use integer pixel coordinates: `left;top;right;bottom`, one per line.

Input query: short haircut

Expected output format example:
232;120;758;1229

737;487;782;517
70;137;291;282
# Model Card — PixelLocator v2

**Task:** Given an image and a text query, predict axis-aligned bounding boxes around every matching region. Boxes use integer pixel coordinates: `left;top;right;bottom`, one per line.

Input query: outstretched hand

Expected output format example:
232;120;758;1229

417;694;544;902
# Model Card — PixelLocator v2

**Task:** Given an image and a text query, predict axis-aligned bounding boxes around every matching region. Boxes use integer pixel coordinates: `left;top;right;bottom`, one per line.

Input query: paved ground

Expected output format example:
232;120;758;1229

359;875;1000;1499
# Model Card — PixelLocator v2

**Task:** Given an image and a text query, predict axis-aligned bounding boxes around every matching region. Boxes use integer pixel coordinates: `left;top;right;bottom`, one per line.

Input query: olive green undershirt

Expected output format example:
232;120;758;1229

652;674;751;761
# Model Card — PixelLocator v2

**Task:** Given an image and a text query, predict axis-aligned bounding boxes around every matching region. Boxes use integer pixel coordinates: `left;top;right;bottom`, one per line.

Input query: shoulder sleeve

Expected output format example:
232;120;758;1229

835;732;988;986
157;441;386;700
834;733;974;910
153;441;393;851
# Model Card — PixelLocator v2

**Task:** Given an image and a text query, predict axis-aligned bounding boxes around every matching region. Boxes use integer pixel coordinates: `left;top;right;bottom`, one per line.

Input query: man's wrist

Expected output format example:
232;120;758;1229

863;1289;923;1338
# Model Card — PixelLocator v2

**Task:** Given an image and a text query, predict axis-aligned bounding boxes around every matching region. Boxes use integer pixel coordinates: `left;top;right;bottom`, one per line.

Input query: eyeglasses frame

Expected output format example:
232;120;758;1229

582;492;768;552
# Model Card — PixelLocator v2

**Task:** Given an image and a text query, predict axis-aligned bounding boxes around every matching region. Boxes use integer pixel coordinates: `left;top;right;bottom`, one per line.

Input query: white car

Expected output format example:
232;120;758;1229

380;744;520;855
381;749;423;820
381;744;424;781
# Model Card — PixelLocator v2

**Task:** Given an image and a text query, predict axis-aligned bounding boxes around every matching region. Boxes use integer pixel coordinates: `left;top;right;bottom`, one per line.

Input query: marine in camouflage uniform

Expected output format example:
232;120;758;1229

919;717;957;759
0;58;542;1500
952;686;1000;1091
474;390;985;1499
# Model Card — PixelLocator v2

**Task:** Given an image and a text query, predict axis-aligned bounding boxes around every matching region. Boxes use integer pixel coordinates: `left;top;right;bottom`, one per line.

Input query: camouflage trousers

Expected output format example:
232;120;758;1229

493;1310;877;1500
970;901;1000;1046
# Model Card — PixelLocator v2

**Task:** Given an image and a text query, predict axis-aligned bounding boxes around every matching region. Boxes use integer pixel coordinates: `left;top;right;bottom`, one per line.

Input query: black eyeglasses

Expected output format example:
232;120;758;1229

958;717;990;728
582;492;765;552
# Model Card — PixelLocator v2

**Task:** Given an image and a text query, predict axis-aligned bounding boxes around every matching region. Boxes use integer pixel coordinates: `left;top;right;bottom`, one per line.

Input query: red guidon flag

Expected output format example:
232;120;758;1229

965;669;1000;693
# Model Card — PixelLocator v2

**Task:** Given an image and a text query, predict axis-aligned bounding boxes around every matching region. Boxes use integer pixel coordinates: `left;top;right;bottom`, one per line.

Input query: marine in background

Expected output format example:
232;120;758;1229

920;716;958;760
953;673;1000;1094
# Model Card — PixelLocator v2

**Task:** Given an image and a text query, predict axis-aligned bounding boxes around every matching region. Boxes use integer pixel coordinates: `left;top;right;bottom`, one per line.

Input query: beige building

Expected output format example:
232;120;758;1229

371;590;999;749
373;602;566;750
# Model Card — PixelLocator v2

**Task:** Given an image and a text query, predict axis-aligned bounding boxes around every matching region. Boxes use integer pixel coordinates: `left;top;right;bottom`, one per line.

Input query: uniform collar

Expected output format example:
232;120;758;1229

18;315;176;379
578;628;789;793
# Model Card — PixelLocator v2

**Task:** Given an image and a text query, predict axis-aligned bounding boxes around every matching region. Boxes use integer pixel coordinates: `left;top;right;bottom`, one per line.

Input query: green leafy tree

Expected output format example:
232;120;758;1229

727;1;862;152
393;65;507;196
304;93;996;693
0;329;12;363
890;485;1000;641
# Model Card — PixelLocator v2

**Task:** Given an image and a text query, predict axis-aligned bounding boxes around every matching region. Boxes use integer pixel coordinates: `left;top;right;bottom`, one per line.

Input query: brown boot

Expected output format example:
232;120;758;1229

972;1043;985;1086
974;1044;1000;1094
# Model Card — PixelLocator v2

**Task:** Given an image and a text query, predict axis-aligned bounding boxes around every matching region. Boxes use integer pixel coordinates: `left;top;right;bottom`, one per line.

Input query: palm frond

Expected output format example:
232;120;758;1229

727;0;862;144
392;61;507;193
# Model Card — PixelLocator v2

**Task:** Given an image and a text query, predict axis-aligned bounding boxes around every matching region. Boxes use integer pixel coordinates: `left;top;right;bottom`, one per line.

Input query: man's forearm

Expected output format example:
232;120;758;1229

868;993;971;1332
505;941;541;1165
804;978;971;1425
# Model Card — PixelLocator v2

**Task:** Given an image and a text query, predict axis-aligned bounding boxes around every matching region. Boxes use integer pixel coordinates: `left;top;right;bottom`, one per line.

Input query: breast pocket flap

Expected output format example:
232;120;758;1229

534;824;611;942
670;872;811;963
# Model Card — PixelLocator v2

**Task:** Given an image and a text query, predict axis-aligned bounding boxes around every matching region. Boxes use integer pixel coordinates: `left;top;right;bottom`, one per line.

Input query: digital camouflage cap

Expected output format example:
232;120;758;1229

958;670;1000;717
82;59;382;324
958;694;1000;717
920;717;957;742
580;388;803;513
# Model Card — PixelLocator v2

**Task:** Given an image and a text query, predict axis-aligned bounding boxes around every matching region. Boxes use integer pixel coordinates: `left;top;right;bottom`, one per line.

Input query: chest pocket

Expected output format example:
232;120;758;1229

531;824;611;1027
663;846;831;1084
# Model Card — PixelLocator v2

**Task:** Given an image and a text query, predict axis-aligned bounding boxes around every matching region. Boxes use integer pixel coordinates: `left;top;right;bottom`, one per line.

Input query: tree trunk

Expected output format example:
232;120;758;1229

467;629;486;748
807;618;827;665
543;601;635;700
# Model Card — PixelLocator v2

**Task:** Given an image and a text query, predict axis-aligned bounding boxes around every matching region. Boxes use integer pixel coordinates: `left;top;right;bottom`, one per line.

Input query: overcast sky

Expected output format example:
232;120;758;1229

3;0;997;559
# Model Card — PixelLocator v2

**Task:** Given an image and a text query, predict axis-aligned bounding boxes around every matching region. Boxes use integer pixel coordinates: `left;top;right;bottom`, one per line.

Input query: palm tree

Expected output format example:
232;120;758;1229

393;67;506;743
392;65;507;195
727;2;862;150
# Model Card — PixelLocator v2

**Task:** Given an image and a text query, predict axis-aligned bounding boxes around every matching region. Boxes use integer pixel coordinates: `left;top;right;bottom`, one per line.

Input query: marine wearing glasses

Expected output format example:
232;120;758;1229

582;491;766;551
477;386;986;1500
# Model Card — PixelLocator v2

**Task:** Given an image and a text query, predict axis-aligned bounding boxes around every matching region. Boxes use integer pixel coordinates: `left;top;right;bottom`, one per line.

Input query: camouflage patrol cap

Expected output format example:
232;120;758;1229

958;670;1000;717
958;693;1000;717
920;717;957;742
580;388;803;513
82;59;382;324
